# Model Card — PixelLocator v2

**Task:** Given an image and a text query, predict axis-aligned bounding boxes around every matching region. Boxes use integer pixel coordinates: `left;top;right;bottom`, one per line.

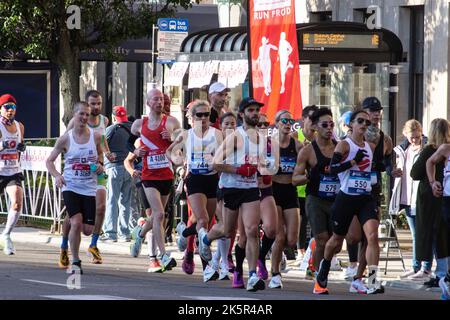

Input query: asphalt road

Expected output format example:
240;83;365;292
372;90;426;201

0;242;440;301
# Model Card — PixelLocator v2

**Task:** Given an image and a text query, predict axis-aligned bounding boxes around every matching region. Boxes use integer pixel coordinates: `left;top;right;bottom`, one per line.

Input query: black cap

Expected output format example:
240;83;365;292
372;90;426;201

361;96;383;111
238;97;264;112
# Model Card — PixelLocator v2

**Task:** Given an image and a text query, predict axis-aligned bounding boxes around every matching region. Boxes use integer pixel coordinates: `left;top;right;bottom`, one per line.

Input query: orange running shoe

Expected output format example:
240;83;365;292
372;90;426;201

313;280;329;295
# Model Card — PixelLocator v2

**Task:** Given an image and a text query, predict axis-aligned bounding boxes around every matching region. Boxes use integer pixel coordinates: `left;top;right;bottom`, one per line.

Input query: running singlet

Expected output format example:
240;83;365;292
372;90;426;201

443;156;450;197
277;137;297;174
219;127;260;189
0;121;22;176
141;116;174;181
62;129;98;196
88;114;107;136
338;138;373;196
306;140;340;199
186;127;218;175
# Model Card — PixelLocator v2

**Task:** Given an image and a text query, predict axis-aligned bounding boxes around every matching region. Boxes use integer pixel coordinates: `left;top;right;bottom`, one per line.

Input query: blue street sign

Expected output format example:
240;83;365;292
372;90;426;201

157;18;189;32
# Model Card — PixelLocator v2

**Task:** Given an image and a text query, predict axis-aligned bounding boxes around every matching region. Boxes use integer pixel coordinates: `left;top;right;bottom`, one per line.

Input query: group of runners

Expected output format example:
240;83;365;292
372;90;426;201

1;85;449;299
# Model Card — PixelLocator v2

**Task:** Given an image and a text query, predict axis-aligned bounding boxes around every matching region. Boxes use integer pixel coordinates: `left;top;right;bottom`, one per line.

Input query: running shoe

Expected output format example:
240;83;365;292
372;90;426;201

59;249;70;269
366;281;385;294
268;274;283;289
70;260;83;275
227;254;235;273
203;265;219;282
147;258;163;273
87;246;102;264
349;278;368;294
343;265;358;281
257;259;269;280
316;260;329;289
408;269;431;282
313;280;329;295
182;251;195;275
399;269;418;279
219;262;230;280
176;221;187;252
423;276;440;288
160;253;177;271
439;277;450;300
232;271;245;289
130;225;144;258
198;228;212;261
247;274;265;292
1;234;15;255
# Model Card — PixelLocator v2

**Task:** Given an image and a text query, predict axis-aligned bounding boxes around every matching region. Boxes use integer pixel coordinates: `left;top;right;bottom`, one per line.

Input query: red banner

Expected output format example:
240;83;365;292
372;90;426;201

248;0;302;122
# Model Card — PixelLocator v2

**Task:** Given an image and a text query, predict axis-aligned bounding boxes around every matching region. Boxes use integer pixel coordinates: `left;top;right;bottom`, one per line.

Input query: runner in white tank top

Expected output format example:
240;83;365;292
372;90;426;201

46;101;105;274
0;94;26;256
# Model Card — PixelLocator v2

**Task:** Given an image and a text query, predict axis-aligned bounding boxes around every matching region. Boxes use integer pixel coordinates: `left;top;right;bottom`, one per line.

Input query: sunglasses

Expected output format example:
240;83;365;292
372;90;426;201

2;103;16;110
195;112;210;118
319;121;335;129
280;118;295;125
257;122;270;128
355;118;371;126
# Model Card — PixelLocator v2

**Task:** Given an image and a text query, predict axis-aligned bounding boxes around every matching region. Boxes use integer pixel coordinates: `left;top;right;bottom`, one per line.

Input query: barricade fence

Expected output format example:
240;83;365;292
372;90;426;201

0;139;65;232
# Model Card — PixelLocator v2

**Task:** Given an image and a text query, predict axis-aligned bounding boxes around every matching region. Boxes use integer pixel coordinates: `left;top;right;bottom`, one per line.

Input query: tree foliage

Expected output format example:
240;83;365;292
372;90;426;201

0;0;198;124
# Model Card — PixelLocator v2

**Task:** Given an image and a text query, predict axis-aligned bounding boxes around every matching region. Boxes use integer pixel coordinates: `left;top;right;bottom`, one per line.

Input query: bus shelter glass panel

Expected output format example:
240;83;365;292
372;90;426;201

300;63;390;138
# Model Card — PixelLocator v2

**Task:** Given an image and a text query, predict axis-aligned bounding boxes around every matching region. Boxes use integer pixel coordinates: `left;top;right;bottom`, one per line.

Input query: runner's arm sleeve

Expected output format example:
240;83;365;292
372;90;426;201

329;152;353;175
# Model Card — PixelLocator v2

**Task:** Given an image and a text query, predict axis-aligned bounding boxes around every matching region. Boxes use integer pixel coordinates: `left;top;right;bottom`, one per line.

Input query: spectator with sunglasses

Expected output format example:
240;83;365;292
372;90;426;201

0;94;25;256
166;100;223;282
293;107;339;293
315;109;384;295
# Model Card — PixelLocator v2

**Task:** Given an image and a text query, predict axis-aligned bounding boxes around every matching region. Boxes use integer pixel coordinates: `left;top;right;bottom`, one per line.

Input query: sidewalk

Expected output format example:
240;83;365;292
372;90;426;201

1;226;439;292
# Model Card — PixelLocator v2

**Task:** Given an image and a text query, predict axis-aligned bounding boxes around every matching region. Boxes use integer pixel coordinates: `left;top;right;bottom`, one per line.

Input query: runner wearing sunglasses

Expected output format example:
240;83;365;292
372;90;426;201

292;107;339;293
314;109;384;295
166;100;223;281
0;94;25;255
268;110;302;289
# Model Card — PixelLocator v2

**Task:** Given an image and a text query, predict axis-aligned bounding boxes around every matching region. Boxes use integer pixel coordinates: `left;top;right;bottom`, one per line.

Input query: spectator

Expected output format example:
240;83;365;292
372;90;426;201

390;120;430;279
101;106;133;242
410;118;450;284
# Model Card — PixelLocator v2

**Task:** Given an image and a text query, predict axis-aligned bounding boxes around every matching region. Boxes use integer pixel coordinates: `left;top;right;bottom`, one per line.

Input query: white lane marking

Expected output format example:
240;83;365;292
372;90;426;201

42;295;135;300
182;296;259;300
22;279;83;288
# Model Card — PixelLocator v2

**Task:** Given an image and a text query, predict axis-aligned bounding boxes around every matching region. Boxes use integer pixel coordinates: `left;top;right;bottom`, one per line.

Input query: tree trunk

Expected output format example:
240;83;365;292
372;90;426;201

57;31;81;126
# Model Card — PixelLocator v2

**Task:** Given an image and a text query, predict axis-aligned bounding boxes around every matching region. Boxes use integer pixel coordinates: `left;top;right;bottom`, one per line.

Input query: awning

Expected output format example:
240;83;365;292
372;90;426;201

178;22;404;65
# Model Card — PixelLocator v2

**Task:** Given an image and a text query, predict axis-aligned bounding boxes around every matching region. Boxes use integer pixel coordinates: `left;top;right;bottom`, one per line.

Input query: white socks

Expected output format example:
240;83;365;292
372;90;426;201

2;209;20;236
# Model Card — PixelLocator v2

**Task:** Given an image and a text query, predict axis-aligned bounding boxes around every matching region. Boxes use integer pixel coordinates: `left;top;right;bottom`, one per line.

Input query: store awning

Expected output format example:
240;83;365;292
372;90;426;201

178;22;404;65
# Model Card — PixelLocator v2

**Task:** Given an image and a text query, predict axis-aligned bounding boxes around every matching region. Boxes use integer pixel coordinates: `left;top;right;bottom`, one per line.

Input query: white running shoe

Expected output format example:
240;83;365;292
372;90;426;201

175;221;187;252
366;281;385;294
198;228;212;261
439;277;450;300
247;274;265;292
2;234;15;255
203;265;219;282
399;269;417;279
343;265;358;281
268;274;283;289
408;269;431;282
349;278;368;294
219;263;230;281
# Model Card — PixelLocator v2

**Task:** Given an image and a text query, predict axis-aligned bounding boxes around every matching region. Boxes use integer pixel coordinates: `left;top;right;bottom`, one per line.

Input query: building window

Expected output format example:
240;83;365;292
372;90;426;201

309;11;332;22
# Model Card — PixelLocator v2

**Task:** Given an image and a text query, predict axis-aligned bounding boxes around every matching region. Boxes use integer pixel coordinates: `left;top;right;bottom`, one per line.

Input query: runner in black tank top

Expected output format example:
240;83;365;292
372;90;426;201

270;110;301;289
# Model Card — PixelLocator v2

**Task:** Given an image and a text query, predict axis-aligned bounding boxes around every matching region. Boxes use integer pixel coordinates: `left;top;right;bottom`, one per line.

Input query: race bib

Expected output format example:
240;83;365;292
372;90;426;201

318;174;340;198
147;153;170;170
371;171;378;185
0;153;18;168
348;170;371;195
190;151;213;175
71;163;91;177
280;156;296;173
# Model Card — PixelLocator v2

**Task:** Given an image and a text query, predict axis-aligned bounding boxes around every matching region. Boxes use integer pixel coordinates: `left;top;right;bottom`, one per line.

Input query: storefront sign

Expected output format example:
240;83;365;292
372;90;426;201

165;62;190;86
20;146;61;172
248;0;302;121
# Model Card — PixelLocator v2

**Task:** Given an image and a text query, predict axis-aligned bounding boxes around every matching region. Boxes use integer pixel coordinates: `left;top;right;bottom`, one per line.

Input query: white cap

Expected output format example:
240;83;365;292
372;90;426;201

208;82;230;94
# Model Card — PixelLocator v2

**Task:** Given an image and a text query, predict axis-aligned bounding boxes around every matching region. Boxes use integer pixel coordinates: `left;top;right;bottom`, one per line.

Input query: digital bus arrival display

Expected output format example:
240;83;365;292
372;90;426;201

302;33;381;50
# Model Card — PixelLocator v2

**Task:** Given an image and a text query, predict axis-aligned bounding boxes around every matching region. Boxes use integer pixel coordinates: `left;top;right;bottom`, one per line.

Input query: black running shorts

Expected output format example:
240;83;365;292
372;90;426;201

216;187;224;202
0;173;24;191
222;188;260;210
62;191;96;225
185;173;219;199
331;191;378;236
272;181;299;210
142;179;173;196
259;186;273;201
